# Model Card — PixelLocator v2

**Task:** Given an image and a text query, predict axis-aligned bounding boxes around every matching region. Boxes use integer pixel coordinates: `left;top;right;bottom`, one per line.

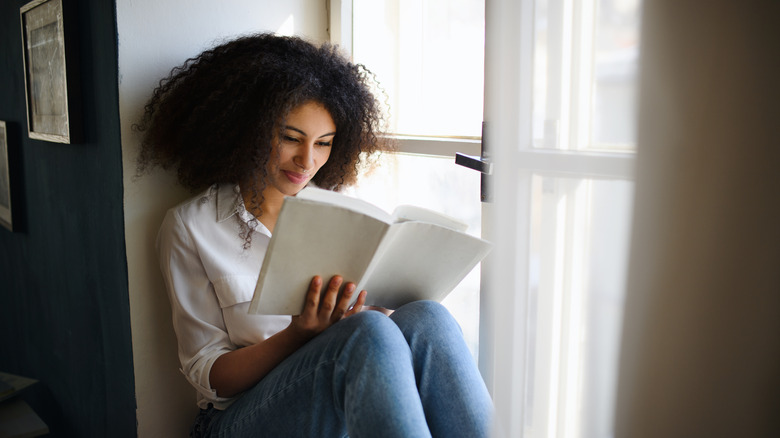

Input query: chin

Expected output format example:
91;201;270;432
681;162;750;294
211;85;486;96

287;183;310;196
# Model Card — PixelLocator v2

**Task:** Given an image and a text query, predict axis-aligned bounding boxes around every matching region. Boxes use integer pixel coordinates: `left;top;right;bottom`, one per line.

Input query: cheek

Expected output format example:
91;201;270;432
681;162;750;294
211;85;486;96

316;149;332;167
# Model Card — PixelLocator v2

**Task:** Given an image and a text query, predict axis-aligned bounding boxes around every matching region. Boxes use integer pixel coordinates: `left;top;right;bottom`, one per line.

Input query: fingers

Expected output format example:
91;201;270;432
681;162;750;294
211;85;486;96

298;276;363;336
318;275;342;319
316;276;363;322
302;275;323;318
346;290;367;317
329;282;356;324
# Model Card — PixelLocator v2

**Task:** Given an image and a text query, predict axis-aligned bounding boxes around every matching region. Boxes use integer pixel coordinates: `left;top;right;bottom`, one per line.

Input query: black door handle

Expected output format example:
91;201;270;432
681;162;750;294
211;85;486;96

454;122;491;202
455;152;492;175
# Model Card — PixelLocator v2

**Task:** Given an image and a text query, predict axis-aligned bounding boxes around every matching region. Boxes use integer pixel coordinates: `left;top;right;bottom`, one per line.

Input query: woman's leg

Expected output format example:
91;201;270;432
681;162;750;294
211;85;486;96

390;301;493;438
205;310;432;438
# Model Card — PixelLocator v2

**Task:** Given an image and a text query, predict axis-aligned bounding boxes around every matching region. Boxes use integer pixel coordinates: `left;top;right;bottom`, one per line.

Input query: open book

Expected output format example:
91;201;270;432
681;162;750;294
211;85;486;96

248;187;492;315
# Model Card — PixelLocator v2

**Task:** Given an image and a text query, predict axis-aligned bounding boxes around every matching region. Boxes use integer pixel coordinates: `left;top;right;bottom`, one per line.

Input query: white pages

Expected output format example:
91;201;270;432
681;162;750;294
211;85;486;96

248;187;492;315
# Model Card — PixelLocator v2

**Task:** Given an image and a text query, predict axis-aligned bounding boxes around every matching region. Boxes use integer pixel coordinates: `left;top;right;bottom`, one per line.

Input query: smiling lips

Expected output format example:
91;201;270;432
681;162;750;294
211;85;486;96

283;170;309;185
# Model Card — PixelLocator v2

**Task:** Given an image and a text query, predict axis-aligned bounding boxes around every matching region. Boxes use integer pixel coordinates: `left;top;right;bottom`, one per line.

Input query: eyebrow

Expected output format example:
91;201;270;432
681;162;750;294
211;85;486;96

284;125;336;138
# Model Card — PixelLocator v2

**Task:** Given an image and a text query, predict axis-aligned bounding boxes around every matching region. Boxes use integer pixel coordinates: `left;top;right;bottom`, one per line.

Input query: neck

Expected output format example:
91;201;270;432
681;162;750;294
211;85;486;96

240;182;285;233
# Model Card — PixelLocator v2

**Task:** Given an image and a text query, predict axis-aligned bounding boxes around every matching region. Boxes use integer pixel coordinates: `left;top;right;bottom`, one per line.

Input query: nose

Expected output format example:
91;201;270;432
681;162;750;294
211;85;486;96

294;142;315;171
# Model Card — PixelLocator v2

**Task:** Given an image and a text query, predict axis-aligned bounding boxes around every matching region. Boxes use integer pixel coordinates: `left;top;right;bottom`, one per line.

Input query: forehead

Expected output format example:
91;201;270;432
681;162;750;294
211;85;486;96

284;101;336;133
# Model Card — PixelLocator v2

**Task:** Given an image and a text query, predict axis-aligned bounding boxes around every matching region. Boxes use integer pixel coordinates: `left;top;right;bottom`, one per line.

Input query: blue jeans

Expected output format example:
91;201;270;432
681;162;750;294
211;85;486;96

196;301;493;437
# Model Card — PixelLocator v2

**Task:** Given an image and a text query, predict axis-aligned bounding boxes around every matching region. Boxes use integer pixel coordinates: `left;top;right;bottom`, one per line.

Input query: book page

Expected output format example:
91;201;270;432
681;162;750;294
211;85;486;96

359;222;492;309
296;187;393;223
391;204;469;232
249;197;390;315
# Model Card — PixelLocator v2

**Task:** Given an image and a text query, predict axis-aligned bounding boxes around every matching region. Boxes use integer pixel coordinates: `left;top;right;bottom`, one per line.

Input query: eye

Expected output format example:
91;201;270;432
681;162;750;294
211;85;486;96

282;135;300;143
316;140;332;147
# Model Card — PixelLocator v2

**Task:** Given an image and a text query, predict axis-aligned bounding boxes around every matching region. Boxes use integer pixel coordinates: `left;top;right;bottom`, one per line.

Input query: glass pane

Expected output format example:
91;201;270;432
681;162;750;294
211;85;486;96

591;0;641;148
343;154;483;359
353;0;485;138
531;0;556;149
531;0;640;151
524;174;633;437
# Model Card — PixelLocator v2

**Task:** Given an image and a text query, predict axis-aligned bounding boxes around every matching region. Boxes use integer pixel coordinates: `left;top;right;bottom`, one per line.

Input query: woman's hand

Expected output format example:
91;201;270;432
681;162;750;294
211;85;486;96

211;275;366;397
289;275;367;341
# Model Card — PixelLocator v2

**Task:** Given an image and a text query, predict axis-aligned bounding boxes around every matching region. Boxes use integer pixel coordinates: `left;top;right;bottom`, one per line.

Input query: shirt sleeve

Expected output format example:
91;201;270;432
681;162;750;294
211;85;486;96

156;207;235;405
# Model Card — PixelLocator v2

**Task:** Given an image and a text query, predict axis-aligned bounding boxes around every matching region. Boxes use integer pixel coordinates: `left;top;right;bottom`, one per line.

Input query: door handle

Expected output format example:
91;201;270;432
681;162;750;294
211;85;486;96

455;122;491;202
455;153;492;175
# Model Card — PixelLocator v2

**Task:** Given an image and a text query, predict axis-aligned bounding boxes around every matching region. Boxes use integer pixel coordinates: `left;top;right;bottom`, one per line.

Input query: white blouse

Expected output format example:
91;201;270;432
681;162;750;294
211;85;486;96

157;184;290;409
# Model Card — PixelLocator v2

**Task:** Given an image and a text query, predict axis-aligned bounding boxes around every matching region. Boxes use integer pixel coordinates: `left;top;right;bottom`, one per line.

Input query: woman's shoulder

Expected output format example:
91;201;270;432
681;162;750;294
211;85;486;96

170;184;237;217
162;184;241;231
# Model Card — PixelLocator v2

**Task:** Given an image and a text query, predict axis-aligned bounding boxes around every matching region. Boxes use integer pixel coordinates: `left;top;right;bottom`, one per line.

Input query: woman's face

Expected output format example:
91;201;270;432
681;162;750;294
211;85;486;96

264;101;335;197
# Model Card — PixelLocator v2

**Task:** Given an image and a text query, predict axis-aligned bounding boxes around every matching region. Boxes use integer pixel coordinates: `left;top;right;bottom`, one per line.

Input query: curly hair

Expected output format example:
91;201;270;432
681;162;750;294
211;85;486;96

134;33;391;197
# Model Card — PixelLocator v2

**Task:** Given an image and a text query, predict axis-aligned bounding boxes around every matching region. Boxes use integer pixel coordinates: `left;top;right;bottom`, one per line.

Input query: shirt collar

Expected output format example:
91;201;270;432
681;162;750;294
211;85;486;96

216;184;245;223
215;183;273;237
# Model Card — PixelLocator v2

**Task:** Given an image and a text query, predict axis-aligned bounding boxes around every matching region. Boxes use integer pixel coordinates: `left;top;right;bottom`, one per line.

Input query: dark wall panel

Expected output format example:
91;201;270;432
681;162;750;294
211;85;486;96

0;0;136;436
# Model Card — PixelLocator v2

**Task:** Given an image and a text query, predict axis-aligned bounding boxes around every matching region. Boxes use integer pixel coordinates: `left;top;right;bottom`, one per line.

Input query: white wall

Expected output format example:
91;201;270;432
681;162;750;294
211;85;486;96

116;1;328;436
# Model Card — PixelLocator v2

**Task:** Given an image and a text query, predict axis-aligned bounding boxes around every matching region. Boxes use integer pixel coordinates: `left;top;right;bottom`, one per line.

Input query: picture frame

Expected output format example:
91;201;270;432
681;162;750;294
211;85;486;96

20;0;72;144
0;121;13;231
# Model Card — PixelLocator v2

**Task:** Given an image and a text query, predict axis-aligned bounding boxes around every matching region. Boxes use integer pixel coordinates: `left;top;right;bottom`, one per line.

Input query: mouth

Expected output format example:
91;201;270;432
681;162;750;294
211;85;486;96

282;170;310;185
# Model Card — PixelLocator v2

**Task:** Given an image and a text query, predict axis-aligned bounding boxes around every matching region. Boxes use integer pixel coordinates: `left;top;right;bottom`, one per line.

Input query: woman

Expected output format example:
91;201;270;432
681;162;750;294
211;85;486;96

136;33;492;437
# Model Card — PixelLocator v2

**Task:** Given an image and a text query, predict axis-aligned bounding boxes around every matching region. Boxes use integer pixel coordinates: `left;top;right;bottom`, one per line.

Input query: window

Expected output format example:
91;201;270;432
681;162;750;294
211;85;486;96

351;0;485;139
331;0;487;359
532;0;640;151
486;0;641;437
521;175;633;437
334;1;642;437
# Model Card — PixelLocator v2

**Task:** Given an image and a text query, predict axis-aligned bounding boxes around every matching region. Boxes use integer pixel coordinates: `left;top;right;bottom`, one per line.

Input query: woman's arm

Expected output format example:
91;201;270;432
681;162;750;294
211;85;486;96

209;275;367;398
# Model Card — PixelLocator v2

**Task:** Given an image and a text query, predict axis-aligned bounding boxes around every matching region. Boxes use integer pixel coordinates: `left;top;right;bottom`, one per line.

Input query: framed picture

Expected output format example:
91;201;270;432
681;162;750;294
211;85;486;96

0;121;12;231
20;0;72;144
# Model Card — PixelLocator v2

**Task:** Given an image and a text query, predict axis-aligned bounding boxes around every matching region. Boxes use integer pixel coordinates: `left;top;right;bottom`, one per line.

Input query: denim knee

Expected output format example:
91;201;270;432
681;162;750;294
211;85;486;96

334;311;412;369
397;300;449;319
343;310;405;344
391;300;461;334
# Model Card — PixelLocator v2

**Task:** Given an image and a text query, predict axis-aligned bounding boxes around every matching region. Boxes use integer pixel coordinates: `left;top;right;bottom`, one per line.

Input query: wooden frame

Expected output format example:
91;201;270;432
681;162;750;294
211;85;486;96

20;0;71;143
0;121;12;231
